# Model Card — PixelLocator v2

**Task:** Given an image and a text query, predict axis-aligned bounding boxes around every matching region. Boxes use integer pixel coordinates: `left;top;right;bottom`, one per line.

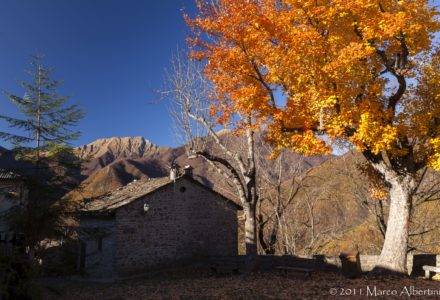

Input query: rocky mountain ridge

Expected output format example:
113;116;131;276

76;136;169;175
76;136;160;159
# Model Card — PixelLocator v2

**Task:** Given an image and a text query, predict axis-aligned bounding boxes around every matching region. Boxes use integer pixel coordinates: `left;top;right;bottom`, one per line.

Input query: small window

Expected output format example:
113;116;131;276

98;237;103;251
180;186;186;193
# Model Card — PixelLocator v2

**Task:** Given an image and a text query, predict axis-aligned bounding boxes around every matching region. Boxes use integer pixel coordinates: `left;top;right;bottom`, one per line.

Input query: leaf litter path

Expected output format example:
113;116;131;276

41;268;440;300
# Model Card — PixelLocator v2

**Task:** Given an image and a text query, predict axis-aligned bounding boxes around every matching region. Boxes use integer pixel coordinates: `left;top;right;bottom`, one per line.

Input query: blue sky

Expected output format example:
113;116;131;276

0;0;196;148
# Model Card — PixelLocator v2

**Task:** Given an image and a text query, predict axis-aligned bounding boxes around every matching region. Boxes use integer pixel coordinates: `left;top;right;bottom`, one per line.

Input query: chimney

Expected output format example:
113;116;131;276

169;159;177;181
170;166;177;181
183;165;193;177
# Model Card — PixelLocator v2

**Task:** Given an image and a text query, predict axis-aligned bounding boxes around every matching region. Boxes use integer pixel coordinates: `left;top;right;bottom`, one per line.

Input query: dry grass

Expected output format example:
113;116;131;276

40;268;440;300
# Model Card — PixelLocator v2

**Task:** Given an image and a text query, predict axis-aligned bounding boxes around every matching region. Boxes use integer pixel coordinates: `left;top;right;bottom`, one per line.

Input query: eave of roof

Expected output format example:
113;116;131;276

0;169;22;180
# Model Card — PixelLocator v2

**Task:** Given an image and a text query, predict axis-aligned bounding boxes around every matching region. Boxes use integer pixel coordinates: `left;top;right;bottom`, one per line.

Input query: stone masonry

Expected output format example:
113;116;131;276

79;175;239;278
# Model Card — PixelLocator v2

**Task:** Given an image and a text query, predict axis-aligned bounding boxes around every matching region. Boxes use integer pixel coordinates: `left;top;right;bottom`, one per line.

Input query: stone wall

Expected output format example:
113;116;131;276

217;254;440;276
114;177;238;276
313;254;440;275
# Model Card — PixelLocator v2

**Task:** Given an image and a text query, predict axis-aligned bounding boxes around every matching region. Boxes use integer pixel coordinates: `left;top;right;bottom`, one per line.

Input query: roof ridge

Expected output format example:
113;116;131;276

81;176;173;213
80;175;241;215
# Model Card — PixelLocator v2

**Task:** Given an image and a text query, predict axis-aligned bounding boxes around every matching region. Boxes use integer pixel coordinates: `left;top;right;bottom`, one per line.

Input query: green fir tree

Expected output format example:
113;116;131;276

0;56;84;292
0;55;84;170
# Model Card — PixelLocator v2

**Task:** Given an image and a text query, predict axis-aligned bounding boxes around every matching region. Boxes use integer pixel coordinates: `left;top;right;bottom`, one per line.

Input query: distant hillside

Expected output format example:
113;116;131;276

255;151;373;255
268;151;440;255
76;136;172;175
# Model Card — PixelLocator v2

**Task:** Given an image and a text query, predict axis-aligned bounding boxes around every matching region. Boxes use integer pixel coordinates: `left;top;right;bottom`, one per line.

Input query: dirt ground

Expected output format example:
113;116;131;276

40;268;440;300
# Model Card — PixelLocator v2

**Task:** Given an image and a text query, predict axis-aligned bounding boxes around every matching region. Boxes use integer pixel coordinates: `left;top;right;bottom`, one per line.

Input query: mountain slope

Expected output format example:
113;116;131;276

76;136;170;175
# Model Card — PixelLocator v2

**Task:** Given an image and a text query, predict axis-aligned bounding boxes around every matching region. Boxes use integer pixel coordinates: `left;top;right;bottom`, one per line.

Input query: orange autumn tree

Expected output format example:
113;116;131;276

187;0;439;273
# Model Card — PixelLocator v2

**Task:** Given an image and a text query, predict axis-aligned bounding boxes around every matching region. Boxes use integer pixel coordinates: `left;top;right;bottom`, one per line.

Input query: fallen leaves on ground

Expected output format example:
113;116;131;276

40;268;440;300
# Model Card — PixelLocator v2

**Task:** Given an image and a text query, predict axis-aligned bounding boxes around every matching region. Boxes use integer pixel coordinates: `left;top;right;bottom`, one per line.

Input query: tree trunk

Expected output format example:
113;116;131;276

257;219;277;255
35;65;42;177
373;177;414;274
244;202;258;272
257;215;269;254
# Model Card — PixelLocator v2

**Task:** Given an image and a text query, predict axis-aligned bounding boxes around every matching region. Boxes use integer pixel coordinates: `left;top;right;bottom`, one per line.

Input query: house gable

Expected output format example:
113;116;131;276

79;175;239;277
113;176;238;275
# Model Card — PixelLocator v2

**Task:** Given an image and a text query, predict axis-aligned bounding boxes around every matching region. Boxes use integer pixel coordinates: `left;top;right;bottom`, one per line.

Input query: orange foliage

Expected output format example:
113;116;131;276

187;0;439;164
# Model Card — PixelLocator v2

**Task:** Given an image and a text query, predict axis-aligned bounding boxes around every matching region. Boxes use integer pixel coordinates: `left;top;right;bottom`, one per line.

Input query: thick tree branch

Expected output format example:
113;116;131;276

249;59;278;111
186;109;248;176
194;150;248;204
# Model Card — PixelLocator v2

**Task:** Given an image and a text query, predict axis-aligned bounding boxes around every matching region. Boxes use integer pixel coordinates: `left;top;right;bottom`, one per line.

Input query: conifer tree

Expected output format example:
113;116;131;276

0;55;84;171
0;55;84;264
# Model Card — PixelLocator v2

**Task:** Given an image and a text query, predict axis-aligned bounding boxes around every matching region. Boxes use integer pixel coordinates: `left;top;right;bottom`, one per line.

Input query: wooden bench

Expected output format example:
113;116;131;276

275;266;313;278
422;265;440;279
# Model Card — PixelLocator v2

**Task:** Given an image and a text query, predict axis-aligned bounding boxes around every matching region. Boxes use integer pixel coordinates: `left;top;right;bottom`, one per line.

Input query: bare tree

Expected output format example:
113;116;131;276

164;52;259;271
255;144;301;255
276;173;345;256
255;141;344;256
164;52;356;263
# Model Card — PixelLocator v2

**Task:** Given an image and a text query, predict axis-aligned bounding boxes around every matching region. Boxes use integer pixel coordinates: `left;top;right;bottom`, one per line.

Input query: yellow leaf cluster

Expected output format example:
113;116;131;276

351;112;398;155
428;138;440;170
369;186;389;201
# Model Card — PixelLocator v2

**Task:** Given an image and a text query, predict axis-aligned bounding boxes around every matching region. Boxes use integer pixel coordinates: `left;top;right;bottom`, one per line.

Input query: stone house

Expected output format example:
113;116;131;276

78;172;241;278
0;169;27;241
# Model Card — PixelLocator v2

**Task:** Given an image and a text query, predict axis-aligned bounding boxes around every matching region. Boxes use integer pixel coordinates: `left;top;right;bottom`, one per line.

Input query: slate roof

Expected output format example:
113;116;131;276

0;169;21;180
80;175;241;216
